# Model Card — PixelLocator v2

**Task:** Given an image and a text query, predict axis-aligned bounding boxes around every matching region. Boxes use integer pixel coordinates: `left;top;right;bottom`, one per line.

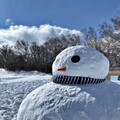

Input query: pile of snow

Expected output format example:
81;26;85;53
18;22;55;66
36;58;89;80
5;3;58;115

0;24;84;46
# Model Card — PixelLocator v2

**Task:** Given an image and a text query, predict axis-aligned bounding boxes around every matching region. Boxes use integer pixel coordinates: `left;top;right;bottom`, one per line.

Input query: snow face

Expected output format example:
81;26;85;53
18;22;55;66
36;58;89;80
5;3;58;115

52;46;109;79
17;81;120;120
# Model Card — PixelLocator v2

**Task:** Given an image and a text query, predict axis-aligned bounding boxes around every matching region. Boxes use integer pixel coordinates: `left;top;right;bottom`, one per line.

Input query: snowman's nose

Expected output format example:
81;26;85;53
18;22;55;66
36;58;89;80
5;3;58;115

57;67;66;72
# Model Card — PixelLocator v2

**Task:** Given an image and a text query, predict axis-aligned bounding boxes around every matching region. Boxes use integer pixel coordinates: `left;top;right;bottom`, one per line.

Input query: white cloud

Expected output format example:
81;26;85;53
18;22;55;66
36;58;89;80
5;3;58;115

5;18;14;26
0;24;85;46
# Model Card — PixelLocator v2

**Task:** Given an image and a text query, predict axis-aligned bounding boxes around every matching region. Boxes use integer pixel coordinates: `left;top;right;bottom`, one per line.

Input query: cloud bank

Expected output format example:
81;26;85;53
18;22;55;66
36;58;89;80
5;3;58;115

0;24;84;46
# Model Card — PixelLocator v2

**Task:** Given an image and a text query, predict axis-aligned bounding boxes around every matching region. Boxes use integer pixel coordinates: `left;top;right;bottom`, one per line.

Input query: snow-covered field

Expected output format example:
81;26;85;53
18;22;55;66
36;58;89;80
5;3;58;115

0;68;120;120
0;69;51;120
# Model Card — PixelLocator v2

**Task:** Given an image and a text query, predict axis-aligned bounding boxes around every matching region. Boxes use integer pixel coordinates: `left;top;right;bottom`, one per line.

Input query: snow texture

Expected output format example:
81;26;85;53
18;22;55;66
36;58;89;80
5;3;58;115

17;81;120;120
0;69;51;84
53;46;109;79
0;69;51;120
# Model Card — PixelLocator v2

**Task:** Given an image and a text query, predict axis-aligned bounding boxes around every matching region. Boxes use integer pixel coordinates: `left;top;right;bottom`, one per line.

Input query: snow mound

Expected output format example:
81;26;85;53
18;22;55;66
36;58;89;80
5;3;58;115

17;81;120;120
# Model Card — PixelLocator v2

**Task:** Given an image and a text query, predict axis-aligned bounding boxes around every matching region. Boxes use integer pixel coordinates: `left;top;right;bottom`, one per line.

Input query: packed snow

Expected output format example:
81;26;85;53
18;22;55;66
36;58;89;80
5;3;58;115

17;46;120;120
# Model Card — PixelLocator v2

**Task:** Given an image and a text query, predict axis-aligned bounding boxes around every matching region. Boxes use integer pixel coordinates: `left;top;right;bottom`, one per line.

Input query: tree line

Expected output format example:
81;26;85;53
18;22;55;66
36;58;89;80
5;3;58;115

0;35;81;73
83;16;120;68
0;16;120;73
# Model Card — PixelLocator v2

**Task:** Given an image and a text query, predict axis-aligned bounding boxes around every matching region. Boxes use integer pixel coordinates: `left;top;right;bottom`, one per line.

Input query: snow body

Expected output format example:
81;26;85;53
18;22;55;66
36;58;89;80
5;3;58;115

17;81;120;120
52;46;109;79
17;46;112;120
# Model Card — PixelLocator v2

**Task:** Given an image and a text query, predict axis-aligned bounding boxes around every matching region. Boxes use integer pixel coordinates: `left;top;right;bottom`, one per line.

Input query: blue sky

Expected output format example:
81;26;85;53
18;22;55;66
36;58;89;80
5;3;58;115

0;0;120;30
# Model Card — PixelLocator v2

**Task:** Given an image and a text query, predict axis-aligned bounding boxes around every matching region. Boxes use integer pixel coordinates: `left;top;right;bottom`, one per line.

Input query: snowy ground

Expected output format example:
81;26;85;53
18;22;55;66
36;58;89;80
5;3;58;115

0;68;120;120
0;69;51;120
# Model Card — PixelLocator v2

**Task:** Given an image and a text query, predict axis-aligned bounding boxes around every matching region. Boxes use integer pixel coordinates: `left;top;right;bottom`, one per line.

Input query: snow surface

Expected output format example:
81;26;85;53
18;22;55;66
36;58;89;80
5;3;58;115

0;69;51;83
17;81;120;120
53;46;109;79
0;69;51;120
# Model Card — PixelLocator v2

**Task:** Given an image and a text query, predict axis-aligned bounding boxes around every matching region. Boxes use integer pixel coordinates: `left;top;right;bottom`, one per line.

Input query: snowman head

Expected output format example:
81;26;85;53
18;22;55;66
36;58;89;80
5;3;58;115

52;46;109;80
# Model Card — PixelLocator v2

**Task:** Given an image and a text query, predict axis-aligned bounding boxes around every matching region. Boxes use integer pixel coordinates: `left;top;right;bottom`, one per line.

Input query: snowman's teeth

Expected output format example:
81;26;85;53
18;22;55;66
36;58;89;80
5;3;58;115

52;75;105;85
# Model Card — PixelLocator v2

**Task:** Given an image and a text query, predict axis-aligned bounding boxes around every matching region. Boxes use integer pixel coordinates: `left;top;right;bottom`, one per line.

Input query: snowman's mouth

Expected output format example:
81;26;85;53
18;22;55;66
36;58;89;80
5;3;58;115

52;75;105;85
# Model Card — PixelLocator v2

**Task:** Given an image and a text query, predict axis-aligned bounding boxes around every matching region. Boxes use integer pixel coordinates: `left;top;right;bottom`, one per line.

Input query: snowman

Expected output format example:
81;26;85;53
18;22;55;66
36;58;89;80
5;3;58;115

17;46;120;120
